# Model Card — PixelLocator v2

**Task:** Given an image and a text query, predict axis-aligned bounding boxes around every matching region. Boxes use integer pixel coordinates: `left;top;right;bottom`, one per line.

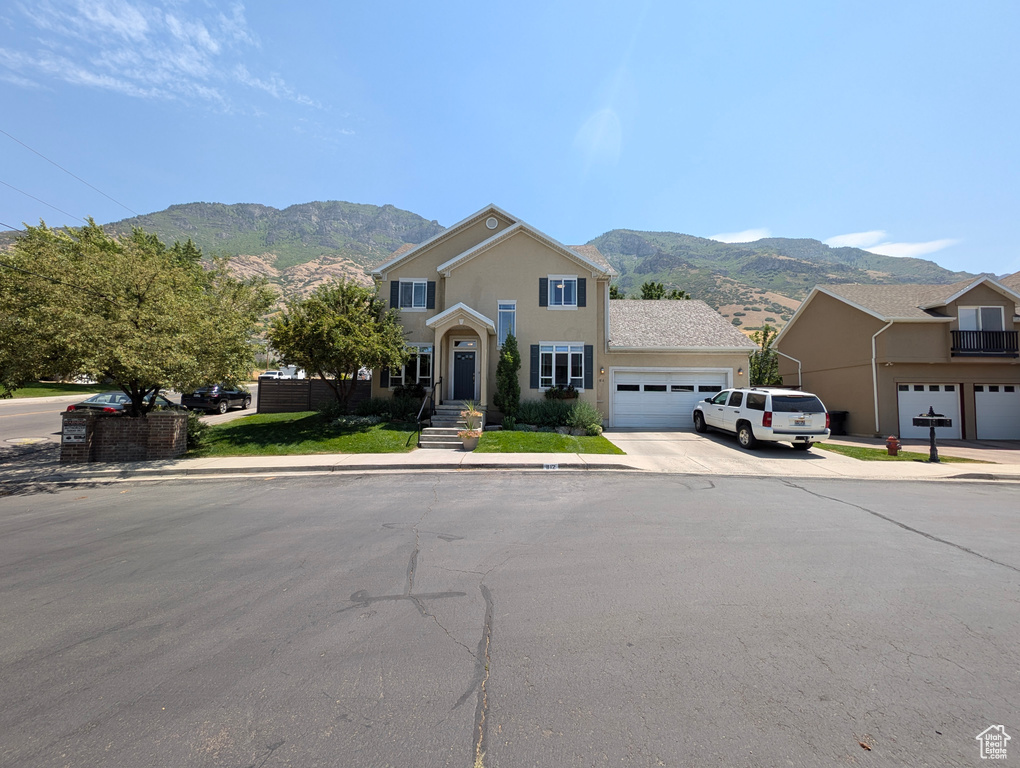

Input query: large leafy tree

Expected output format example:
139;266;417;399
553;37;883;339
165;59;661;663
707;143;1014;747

267;279;408;410
0;220;274;415
749;323;783;386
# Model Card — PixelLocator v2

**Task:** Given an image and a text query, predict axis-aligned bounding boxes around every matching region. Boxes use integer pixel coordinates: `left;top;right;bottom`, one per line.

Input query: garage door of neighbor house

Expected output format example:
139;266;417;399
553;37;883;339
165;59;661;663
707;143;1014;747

612;371;728;429
975;384;1020;439
896;383;962;439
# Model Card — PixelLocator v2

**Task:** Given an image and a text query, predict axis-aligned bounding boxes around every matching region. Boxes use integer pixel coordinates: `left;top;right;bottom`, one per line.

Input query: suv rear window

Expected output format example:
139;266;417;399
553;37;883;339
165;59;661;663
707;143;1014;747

745;393;767;411
772;395;825;413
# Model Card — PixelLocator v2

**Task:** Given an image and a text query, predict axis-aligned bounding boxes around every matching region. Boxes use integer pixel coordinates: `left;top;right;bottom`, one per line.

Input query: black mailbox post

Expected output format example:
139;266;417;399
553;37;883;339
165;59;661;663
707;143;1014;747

911;406;953;463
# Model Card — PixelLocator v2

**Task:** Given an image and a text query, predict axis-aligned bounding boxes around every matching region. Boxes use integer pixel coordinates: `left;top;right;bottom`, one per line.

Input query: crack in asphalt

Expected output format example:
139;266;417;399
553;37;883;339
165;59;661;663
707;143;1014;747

780;479;1020;575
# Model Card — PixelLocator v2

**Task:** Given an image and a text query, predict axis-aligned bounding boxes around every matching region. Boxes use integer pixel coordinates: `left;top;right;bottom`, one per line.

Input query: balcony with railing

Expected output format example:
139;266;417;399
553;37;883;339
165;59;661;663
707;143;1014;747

951;329;1019;357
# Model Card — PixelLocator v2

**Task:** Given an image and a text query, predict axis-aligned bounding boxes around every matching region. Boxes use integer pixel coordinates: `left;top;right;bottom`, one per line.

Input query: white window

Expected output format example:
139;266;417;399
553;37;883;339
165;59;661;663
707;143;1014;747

390;344;433;387
959;306;1004;332
399;279;428;309
549;276;577;308
539;343;584;389
498;301;516;346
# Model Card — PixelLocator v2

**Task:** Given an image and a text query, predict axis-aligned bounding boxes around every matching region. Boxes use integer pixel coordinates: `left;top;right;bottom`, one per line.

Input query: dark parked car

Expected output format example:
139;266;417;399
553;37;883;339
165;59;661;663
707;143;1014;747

65;391;184;414
181;384;251;414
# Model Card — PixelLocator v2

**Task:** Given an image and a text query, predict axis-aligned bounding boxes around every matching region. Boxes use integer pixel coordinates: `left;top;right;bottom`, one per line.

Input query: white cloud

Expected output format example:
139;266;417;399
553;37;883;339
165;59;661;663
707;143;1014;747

864;239;962;258
824;230;887;249
3;1;315;110
708;228;771;244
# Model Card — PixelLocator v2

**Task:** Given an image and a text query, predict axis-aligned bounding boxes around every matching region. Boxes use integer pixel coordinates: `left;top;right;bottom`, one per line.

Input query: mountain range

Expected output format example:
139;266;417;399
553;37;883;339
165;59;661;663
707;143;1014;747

1;201;978;329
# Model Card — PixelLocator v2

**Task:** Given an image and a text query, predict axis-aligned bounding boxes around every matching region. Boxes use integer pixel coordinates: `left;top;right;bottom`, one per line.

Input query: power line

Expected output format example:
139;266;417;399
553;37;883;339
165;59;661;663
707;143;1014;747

0;128;139;216
0;221;24;231
0;179;87;224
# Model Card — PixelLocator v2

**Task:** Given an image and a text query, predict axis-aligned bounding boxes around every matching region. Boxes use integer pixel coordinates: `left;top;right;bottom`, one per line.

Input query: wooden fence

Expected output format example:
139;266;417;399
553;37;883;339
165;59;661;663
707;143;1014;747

257;379;371;414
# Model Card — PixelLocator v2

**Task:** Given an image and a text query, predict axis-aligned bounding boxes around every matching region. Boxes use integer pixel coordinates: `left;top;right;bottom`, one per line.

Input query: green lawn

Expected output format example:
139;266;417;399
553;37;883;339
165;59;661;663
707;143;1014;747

192;412;417;457
10;382;113;398
815;443;990;464
474;430;625;454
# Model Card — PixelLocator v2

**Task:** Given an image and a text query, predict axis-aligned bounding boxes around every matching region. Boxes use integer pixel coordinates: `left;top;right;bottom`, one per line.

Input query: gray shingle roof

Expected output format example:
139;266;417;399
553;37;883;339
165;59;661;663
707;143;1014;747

819;279;1008;319
566;245;613;273
609;300;757;349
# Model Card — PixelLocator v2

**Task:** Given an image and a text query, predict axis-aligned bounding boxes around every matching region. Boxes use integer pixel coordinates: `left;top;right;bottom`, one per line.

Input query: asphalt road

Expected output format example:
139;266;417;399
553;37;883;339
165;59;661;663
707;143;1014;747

0;473;1017;767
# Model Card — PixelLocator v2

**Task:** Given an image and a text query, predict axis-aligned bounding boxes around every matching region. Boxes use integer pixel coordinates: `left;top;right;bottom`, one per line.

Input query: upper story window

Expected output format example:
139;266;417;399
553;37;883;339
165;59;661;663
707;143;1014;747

400;279;427;309
390;279;435;311
959;306;1004;332
498;301;516;346
550;276;576;307
539;276;586;309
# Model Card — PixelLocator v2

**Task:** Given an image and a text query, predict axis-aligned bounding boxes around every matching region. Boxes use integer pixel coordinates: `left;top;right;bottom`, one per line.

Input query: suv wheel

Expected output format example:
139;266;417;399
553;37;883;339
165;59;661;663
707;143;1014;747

737;422;758;450
242;396;251;410
693;411;707;433
217;400;229;415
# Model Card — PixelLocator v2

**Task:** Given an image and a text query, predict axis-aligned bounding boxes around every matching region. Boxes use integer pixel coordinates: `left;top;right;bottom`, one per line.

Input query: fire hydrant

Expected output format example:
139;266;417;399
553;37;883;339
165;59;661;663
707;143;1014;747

886;436;901;456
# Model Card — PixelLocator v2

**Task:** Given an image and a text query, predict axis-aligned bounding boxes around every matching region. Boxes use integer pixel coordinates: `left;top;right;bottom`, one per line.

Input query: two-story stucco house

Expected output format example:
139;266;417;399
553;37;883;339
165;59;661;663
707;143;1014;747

774;276;1020;439
370;204;756;429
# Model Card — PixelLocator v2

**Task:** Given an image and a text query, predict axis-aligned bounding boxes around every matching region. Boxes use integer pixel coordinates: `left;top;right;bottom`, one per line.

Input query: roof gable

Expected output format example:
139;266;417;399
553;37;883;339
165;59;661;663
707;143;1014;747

919;276;1020;309
371;203;518;277
436;222;614;278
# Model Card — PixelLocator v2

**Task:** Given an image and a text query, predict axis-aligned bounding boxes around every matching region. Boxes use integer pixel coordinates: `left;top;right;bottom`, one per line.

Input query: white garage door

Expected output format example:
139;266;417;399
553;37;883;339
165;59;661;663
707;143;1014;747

612;371;728;429
975;384;1020;439
897;383;961;439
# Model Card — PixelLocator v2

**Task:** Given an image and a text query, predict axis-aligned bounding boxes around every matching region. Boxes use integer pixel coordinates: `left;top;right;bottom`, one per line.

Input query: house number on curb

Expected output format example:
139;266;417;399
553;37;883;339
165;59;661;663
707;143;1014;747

543;464;559;470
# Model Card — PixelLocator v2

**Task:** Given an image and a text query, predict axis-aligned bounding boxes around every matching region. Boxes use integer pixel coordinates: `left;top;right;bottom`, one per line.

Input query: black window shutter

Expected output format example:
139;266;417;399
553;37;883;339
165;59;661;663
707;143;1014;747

538;278;548;307
380;368;390;388
584;345;594;389
426;281;436;309
577;278;586;307
530;345;540;389
389;281;400;309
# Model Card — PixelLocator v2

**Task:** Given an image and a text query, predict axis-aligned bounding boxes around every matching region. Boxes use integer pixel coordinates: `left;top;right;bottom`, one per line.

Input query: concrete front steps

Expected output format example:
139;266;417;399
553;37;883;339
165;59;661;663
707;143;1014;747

418;401;487;449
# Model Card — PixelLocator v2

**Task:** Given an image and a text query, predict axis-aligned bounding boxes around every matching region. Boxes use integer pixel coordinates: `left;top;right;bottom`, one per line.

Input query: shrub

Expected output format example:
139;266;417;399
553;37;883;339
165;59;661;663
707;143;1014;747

355;398;394;418
567;400;603;432
186;410;208;449
517;399;572;427
390;394;421;422
333;415;383;429
493;333;521;420
393;382;426;400
502;415;516;431
544;384;578;400
317;399;349;420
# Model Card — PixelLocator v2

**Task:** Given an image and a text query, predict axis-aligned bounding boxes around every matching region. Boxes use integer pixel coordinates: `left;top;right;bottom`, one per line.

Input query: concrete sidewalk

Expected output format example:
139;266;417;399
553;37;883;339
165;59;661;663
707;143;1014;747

3;434;1020;487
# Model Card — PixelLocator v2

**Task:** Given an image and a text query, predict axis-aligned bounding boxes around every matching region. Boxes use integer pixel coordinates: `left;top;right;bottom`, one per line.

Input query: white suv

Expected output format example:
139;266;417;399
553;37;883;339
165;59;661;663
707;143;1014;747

692;387;830;451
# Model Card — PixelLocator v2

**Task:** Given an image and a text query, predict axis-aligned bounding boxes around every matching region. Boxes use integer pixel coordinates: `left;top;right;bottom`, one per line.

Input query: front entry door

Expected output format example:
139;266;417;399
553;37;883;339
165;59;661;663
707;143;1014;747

453;351;475;400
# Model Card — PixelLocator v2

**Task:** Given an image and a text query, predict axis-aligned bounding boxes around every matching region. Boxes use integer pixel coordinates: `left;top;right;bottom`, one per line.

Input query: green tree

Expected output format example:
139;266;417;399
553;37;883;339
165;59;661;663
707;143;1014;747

749;323;782;386
492;332;521;421
267;279;408;411
639;281;690;300
0;220;273;414
609;283;625;299
640;281;666;299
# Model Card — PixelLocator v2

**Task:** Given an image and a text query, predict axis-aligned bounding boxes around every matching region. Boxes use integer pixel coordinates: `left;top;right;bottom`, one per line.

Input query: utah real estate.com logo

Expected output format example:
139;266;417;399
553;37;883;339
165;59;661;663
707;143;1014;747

976;725;1010;760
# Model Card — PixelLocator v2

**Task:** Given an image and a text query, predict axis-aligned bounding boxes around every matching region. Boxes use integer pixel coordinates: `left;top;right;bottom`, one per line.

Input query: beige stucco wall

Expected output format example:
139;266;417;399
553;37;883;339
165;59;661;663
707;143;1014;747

778;287;1020;438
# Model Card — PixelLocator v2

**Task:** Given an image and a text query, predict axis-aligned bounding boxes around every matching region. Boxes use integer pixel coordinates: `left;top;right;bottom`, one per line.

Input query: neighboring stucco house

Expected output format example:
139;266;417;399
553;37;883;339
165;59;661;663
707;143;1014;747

370;204;755;428
774;276;1020;439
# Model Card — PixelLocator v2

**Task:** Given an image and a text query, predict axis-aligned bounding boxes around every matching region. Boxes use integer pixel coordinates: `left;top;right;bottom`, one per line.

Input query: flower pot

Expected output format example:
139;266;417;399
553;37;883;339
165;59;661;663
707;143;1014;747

461;435;480;451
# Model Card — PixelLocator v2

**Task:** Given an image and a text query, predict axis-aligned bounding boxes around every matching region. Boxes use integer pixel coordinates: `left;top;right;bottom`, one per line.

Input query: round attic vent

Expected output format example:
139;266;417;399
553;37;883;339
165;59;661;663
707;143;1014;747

485;216;498;230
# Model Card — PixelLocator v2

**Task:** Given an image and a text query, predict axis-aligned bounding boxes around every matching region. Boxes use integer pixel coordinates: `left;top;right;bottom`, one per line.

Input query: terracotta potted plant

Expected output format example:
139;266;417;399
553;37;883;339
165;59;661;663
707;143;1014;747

459;401;483;450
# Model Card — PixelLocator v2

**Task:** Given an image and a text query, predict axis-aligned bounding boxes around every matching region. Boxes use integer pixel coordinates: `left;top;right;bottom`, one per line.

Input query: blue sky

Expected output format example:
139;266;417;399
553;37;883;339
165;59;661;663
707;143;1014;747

2;1;1018;276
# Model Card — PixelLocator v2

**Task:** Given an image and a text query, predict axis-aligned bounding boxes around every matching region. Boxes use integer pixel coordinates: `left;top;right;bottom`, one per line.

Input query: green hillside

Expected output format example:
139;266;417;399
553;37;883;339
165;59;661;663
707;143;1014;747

589;229;975;310
97;200;445;270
